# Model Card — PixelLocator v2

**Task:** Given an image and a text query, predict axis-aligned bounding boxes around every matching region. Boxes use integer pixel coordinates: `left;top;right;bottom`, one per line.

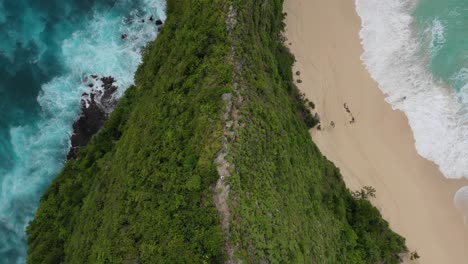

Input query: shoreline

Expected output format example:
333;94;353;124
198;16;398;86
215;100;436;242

284;0;468;263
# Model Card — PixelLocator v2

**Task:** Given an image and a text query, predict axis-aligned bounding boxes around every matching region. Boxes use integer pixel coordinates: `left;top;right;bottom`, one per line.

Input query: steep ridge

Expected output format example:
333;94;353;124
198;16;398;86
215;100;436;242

27;0;406;263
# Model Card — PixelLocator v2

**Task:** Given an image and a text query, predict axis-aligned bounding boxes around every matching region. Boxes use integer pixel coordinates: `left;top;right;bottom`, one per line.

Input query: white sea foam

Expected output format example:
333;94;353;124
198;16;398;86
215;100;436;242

428;18;446;53
355;0;468;179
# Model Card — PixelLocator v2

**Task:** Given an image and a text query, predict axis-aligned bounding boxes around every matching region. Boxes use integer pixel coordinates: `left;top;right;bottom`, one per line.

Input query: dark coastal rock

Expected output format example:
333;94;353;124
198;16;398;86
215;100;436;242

67;97;106;159
67;75;119;160
155;19;163;26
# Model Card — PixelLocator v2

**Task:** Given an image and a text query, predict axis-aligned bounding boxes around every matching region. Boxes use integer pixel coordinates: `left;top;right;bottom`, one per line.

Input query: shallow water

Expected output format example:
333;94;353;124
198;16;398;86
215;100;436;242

0;0;165;262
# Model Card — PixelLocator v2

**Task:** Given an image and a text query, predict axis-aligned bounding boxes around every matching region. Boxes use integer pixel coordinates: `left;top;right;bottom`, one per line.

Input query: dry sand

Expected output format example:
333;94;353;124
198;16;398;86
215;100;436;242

284;0;468;263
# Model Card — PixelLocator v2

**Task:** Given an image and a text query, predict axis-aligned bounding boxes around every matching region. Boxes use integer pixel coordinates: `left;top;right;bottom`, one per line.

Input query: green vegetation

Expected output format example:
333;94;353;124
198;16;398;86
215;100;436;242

27;0;406;263
410;251;421;260
352;186;377;200
225;1;405;262
27;1;229;263
296;91;320;128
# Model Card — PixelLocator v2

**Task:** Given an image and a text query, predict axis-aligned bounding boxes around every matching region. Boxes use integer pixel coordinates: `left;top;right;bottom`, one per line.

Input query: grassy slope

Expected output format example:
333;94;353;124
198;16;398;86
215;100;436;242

27;0;406;263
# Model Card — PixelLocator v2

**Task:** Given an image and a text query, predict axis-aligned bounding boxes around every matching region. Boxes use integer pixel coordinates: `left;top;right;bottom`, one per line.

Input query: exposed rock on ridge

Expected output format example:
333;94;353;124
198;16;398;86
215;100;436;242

67;75;118;160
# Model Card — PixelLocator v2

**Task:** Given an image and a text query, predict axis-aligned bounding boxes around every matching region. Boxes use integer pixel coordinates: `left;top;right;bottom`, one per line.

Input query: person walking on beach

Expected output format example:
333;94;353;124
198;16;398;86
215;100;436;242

330;121;335;128
344;103;350;113
344;102;356;124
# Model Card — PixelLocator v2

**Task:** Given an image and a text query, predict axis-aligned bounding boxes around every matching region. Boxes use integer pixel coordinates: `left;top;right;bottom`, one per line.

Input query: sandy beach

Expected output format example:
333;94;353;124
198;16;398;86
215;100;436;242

284;0;468;263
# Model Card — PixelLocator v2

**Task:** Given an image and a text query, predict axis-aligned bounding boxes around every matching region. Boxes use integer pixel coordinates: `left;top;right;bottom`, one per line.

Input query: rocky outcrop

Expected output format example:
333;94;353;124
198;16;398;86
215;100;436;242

67;75;118;160
67;14;165;160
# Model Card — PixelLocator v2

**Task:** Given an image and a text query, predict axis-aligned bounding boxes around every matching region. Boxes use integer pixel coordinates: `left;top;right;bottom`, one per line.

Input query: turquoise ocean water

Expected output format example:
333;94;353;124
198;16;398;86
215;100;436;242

414;0;468;93
356;0;468;181
0;0;165;263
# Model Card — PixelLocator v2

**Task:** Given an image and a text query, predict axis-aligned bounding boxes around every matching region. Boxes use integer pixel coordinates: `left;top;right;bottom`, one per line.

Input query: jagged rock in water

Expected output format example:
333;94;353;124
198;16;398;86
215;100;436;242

67;75;118;160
